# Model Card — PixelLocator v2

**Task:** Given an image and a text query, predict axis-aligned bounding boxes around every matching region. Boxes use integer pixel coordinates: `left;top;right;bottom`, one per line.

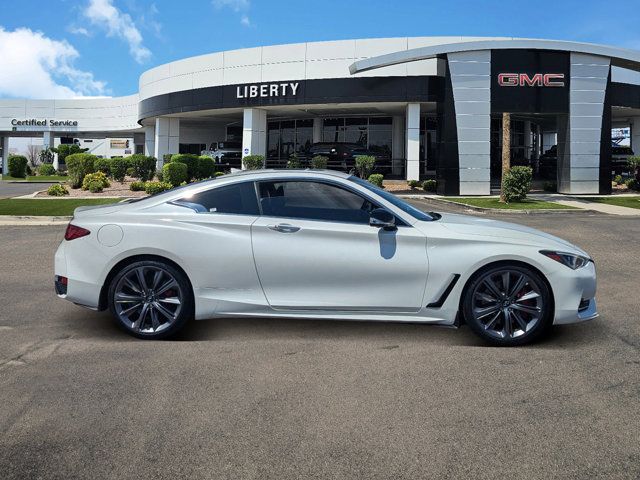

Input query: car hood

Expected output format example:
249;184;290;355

433;213;587;255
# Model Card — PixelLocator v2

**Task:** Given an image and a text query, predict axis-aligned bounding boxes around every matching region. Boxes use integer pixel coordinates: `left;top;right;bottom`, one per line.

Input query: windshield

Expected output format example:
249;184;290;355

349;176;438;222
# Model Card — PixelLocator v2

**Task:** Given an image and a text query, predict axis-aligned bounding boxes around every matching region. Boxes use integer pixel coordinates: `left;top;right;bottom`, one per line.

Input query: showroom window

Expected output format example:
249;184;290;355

257;181;374;224
266;119;313;167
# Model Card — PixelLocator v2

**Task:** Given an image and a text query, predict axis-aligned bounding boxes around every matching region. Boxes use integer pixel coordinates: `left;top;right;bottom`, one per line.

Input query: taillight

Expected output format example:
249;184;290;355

64;224;91;241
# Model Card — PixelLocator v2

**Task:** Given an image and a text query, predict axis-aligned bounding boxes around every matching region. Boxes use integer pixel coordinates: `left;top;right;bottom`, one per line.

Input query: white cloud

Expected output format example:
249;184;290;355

83;0;151;63
68;25;90;36
213;0;250;11
213;0;252;27
0;27;108;99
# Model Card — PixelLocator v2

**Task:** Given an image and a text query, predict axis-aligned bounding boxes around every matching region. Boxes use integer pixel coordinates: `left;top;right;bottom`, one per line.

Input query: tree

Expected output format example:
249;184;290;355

26;144;42;167
500;112;511;203
53;144;88;166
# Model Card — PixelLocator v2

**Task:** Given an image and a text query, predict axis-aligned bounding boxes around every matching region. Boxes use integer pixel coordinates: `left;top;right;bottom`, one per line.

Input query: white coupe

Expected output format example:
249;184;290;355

54;170;598;346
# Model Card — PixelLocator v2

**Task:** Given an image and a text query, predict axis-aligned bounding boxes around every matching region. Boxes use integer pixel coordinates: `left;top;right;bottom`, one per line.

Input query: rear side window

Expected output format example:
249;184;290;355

176;182;259;215
257;180;375;224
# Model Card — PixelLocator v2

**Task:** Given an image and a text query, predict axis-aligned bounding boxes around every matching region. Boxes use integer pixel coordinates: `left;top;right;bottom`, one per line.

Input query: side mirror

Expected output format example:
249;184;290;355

369;208;396;231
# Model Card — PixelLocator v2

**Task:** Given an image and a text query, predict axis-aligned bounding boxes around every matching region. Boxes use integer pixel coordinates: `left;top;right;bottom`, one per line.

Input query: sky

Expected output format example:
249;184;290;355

0;0;639;99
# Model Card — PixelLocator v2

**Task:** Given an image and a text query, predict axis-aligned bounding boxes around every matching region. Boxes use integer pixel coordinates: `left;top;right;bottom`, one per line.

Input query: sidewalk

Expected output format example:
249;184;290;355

532;194;640;216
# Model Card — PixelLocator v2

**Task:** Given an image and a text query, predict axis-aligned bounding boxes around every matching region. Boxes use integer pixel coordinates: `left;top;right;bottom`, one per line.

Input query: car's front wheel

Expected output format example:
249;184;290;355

462;264;553;346
108;260;193;339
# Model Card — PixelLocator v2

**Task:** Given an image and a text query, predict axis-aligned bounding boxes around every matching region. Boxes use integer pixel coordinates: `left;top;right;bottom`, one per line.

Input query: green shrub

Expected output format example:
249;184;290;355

197;155;216;179
54;144;88;166
128;154;157;181
624;178;639;190
162;162;188;187
214;171;225;177
407;179;420;189
47;184;68;196
355;155;376;179
94;158;111;176
287;153;302;169
422;179;437;192
66;153;96;188
156;169;163;182
7;155;28;178
627;156;640;174
242;155;264;170
310;155;328;169
26;165;33;176
613;174;623;185
543;181;557;192
110;157;128;183
38;163;56;176
144;181;173;195
163;153;174;164
502;166;533;203
368;174;384;188
82;171;110;191
130;180;146;191
169;154;199;180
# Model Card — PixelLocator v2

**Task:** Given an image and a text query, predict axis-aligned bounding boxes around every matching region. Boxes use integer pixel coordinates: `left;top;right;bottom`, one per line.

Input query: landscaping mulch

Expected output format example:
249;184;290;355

36;177;148;198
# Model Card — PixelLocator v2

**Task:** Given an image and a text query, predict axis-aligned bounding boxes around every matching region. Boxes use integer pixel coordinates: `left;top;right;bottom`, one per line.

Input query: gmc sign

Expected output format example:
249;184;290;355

498;73;565;87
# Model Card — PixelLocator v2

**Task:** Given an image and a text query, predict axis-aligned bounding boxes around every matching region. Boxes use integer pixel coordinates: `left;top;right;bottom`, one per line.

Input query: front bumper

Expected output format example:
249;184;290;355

551;260;599;325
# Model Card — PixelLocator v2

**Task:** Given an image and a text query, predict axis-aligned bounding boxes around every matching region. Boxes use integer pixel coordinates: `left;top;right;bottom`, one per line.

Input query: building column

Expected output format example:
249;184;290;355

154;118;180;168
448;50;491;195
405;103;420;181
1;137;9;176
392;115;405;176
144;126;155;157
559;53;610;194
312;117;323;143
242;108;267;168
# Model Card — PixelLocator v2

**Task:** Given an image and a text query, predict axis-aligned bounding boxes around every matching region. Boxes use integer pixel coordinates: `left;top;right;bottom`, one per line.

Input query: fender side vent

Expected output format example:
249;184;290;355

427;274;460;309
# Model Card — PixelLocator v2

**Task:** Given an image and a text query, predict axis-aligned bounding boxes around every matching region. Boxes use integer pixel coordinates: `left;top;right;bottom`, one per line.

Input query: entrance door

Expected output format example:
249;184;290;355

251;179;429;311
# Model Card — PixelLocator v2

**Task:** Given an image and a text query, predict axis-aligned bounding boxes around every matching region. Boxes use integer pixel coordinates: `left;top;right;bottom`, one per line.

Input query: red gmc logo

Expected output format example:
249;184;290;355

498;73;565;87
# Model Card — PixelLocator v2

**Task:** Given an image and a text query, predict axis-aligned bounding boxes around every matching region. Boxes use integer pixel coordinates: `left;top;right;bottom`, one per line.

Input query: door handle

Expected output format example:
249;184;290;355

267;223;300;233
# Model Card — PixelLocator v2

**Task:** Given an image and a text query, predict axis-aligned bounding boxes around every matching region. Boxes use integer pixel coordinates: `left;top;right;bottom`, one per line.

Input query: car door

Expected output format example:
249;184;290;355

250;179;429;312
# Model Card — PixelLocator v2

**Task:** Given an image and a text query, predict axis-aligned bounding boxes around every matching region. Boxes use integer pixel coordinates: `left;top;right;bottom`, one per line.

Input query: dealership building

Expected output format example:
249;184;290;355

2;36;640;195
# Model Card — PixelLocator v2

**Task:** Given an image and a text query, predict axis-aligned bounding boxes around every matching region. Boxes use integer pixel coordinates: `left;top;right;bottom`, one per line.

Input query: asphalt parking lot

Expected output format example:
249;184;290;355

0;181;55;199
1;201;638;480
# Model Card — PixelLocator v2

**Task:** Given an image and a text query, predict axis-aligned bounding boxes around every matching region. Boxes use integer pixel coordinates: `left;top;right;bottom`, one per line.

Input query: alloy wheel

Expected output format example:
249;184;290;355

470;269;544;340
113;265;183;334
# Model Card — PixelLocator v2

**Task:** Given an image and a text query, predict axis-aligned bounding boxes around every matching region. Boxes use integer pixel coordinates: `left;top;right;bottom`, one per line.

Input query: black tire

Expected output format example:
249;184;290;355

108;260;194;339
462;263;553;346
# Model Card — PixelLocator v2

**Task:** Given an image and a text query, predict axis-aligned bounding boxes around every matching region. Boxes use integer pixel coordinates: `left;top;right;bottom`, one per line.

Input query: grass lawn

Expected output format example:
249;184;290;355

444;197;577;210
1;175;68;182
0;198;121;216
587;196;640;210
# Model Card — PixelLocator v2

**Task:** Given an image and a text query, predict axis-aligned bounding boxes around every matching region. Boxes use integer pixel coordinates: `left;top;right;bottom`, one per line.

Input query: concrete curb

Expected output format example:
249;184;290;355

400;195;601;215
0;216;71;226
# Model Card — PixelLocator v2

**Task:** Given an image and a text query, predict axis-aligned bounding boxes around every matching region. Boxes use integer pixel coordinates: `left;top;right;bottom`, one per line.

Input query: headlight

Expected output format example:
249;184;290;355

540;250;591;269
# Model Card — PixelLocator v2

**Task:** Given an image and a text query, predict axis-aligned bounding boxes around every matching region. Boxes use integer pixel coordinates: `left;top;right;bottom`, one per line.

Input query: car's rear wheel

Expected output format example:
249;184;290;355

108;260;193;339
462;264;553;346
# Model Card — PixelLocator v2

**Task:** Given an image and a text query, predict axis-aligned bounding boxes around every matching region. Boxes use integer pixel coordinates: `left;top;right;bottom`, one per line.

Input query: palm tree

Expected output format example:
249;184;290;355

500;112;511;202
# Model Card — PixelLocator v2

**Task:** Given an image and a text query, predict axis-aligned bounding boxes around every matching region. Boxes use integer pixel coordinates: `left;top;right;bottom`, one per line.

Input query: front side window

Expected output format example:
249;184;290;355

258;181;376;224
175;182;259;215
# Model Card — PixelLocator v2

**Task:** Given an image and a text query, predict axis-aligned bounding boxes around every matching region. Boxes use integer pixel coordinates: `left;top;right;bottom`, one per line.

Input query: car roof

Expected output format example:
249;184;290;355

219;168;352;180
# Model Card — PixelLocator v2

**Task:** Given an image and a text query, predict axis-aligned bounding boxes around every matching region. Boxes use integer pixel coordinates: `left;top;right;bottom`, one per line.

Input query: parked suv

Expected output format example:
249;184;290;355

611;145;634;174
303;143;384;171
201;141;242;168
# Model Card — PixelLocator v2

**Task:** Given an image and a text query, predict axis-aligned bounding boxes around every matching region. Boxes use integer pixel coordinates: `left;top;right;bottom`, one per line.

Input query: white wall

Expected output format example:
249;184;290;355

139;37;509;101
0;94;141;134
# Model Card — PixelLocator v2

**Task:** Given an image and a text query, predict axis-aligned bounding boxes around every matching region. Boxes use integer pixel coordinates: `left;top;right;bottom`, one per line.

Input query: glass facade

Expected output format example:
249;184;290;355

266;119;313;168
267;116;394;168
